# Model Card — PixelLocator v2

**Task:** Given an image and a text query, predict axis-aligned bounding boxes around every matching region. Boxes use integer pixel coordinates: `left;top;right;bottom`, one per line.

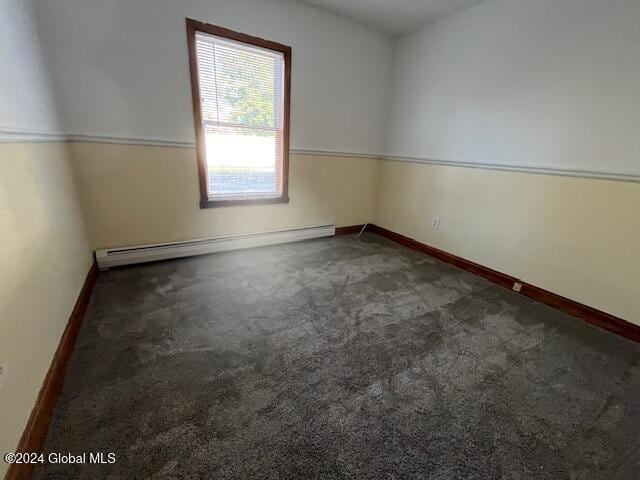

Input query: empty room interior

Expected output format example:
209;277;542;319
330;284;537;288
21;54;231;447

2;0;640;478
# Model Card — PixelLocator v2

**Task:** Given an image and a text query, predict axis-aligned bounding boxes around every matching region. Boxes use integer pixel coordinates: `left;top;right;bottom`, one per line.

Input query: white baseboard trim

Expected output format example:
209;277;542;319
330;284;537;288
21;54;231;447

0;128;195;149
0;127;379;157
3;126;639;183
380;155;640;184
95;224;336;270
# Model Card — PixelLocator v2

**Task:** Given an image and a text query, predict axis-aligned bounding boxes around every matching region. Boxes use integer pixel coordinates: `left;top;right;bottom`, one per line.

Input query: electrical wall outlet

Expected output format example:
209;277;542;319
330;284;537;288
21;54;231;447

431;216;440;229
512;282;523;293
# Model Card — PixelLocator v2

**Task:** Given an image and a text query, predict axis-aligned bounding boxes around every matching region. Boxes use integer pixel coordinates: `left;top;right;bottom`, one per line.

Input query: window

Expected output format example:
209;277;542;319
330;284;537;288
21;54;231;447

186;19;291;208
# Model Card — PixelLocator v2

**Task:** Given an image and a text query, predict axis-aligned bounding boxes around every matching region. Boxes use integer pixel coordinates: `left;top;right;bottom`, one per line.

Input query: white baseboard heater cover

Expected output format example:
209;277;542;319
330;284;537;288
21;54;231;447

95;224;336;270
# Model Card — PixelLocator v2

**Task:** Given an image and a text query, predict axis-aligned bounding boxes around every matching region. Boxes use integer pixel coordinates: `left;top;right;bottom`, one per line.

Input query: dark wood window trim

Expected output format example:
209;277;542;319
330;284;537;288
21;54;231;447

186;18;291;209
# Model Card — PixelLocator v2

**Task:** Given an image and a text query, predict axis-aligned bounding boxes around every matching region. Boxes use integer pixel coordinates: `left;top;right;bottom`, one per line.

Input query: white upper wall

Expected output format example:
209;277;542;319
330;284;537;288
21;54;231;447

385;0;640;176
30;0;393;155
0;0;60;135
300;0;489;36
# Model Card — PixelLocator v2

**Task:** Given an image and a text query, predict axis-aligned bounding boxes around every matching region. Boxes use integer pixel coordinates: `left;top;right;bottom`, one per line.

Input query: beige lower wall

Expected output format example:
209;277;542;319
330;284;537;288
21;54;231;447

375;160;640;324
69;142;380;249
0;142;637;474
0;142;92;475
67;142;639;324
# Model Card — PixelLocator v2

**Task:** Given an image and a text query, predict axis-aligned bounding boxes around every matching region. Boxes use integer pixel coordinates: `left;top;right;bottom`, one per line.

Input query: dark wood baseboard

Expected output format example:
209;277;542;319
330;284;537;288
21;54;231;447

365;224;640;343
3;224;637;479
5;261;98;480
335;224;367;236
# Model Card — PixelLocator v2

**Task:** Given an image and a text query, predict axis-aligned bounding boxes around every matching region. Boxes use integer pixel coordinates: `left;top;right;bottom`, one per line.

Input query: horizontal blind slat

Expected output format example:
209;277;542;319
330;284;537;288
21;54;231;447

195;30;285;199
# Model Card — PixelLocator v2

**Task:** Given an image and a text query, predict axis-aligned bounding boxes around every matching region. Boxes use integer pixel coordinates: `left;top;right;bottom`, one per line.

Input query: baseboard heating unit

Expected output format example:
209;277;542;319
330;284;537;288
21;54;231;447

95;224;336;270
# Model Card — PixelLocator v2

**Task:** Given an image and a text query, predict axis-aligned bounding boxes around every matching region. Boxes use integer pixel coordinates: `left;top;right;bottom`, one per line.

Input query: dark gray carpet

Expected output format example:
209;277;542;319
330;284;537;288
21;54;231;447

34;233;640;479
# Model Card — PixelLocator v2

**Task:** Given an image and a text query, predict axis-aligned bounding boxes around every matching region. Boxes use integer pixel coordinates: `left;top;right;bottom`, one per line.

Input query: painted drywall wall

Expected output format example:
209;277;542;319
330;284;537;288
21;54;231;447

0;0;60;136
375;0;640;324
15;0;389;253
374;160;640;324
0;143;93;476
69;144;379;249
31;0;393;155
0;2;92;472
385;0;640;177
19;0;390;256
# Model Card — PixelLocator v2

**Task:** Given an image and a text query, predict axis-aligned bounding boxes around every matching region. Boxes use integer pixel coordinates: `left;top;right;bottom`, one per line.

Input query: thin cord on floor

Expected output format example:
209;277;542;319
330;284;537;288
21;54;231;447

354;223;368;241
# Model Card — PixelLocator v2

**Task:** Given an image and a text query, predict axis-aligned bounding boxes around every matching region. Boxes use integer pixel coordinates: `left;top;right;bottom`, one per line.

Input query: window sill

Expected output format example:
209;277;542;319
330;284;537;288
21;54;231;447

200;195;290;209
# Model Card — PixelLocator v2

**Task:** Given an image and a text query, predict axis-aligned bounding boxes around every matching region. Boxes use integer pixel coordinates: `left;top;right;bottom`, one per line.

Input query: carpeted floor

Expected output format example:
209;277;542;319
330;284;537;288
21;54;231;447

34;233;640;479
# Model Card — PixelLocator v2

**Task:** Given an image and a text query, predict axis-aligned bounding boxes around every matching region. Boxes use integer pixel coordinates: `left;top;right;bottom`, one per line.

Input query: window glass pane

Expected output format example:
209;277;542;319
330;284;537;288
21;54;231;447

205;125;280;197
195;32;285;200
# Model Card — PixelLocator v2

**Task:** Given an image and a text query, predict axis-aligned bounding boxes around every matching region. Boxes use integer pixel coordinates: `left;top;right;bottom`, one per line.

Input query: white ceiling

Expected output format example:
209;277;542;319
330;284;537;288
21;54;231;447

299;0;489;36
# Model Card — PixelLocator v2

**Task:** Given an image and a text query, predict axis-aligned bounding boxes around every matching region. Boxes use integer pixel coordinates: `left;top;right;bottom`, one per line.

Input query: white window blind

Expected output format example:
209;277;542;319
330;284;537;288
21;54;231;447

195;31;285;200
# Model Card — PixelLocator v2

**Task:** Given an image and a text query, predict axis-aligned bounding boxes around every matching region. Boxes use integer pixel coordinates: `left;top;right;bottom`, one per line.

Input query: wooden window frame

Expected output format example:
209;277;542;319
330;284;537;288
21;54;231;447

186;18;291;209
